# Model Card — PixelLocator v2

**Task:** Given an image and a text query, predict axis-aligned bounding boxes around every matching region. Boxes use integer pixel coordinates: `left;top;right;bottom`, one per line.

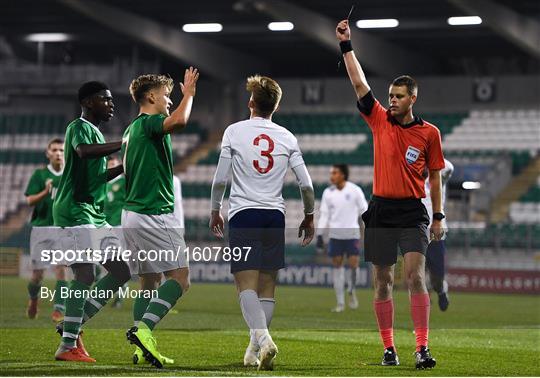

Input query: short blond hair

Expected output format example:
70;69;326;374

129;74;174;104
246;75;282;117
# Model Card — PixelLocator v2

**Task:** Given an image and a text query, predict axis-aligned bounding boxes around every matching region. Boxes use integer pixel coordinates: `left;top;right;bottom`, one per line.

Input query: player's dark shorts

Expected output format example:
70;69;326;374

328;238;361;257
362;195;429;266
426;240;446;277
228;208;285;274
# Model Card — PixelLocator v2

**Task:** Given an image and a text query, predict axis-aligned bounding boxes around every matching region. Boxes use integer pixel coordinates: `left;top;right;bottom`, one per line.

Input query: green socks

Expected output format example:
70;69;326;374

82;274;123;322
62;280;90;348
27;282;40;299
53;280;68;313
141;280;183;330
133;295;151;326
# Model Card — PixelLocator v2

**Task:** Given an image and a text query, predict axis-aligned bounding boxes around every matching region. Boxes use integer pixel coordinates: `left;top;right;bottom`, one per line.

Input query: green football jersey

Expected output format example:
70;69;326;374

53;118;108;227
104;175;125;226
121;113;174;215
25;165;63;227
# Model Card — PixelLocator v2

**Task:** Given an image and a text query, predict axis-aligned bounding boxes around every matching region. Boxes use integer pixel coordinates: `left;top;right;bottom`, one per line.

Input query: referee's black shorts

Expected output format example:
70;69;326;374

362;195;430;266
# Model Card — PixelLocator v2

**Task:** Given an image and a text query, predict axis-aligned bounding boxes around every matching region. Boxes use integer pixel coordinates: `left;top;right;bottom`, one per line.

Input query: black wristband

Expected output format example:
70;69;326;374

339;40;353;54
433;212;446;221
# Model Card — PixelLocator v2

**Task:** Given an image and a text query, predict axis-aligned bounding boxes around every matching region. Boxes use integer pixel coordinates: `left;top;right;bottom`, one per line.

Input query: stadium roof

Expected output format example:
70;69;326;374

4;0;540;79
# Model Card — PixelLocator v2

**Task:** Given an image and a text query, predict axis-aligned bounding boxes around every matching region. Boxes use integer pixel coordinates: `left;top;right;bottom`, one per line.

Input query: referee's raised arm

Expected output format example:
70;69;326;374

336;20;370;100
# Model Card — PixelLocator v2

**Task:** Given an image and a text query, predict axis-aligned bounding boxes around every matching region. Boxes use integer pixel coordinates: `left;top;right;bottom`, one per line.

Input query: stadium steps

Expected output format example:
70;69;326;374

0;206;31;243
489;155;540;222
175;128;224;173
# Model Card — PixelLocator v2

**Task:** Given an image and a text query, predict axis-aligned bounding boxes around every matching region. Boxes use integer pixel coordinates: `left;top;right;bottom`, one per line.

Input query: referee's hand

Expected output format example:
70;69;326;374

430;219;445;241
299;214;315;246
336;20;351;41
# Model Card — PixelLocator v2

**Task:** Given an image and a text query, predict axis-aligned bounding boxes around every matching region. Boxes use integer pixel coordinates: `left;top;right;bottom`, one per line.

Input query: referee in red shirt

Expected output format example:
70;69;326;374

336;20;445;369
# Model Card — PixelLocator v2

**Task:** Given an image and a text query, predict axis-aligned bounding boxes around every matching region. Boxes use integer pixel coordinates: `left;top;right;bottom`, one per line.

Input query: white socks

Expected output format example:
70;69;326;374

333;267;345;306
240;289;271;347
259;298;275;328
347;267;360;293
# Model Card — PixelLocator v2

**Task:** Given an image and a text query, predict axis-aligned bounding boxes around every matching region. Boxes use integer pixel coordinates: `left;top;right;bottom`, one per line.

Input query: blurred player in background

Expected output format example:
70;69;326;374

422;158;454;311
104;155;125;230
52;81;131;363
104;155;127;308
210;75;315;371
25;138;66;322
337;20;444;369
123;68;199;368
173;175;185;233
316;164;367;312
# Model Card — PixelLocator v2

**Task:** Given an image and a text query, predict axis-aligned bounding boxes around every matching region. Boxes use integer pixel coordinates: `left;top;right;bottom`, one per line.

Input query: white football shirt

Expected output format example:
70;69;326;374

422;158;454;223
220;117;305;220
173;175;184;229
317;181;368;240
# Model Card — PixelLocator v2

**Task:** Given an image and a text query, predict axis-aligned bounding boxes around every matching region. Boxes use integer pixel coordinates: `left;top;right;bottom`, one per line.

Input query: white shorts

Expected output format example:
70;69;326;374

111;225;135;274
30;226;62;270
55;224;120;266
122;210;188;275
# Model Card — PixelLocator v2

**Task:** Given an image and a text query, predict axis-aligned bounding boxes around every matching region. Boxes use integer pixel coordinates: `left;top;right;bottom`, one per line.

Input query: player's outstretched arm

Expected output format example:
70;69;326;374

209;155;232;238
162;67;199;134
429;169;444;240
336;19;371;99
76;141;122;159
292;164;315;246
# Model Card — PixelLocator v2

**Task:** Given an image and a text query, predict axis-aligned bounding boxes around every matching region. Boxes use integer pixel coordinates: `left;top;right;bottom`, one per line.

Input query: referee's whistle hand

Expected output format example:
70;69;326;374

298;215;315;246
430;219;444;241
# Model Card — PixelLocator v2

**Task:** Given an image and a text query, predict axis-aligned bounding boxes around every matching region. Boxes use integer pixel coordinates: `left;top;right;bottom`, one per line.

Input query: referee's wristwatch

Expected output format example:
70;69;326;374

433;212;446;221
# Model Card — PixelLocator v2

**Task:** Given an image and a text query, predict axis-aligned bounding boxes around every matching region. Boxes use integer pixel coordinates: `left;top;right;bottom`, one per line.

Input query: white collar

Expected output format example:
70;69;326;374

79;117;100;132
47;164;63;176
108;174;124;184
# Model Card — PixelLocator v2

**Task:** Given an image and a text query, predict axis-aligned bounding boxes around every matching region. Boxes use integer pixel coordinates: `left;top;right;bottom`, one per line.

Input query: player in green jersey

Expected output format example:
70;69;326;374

122;68;199;368
52;81;131;363
104;155;128;308
25;138;67;322
104;155;125;228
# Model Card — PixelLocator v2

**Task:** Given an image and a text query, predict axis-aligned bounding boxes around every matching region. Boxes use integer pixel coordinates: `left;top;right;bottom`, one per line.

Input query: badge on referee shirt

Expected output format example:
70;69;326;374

405;146;420;164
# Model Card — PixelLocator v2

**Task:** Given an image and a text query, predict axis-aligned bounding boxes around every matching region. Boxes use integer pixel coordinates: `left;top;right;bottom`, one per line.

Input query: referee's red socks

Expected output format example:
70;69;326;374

410;293;430;351
374;299;394;349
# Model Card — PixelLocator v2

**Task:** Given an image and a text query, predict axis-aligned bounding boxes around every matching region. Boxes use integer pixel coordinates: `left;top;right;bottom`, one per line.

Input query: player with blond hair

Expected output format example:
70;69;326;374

210;74;315;370
122;68;199;368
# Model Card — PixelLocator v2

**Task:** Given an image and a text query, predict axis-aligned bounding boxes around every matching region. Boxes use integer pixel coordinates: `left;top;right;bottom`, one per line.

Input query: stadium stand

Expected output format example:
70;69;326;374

2;109;538;255
0;114;205;223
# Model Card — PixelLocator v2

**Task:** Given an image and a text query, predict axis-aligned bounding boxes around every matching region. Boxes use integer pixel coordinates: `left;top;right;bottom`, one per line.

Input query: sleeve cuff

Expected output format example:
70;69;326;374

356;91;375;115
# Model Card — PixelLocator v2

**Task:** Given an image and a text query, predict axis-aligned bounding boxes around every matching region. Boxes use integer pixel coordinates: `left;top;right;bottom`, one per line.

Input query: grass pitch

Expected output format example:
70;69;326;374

0;277;539;376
